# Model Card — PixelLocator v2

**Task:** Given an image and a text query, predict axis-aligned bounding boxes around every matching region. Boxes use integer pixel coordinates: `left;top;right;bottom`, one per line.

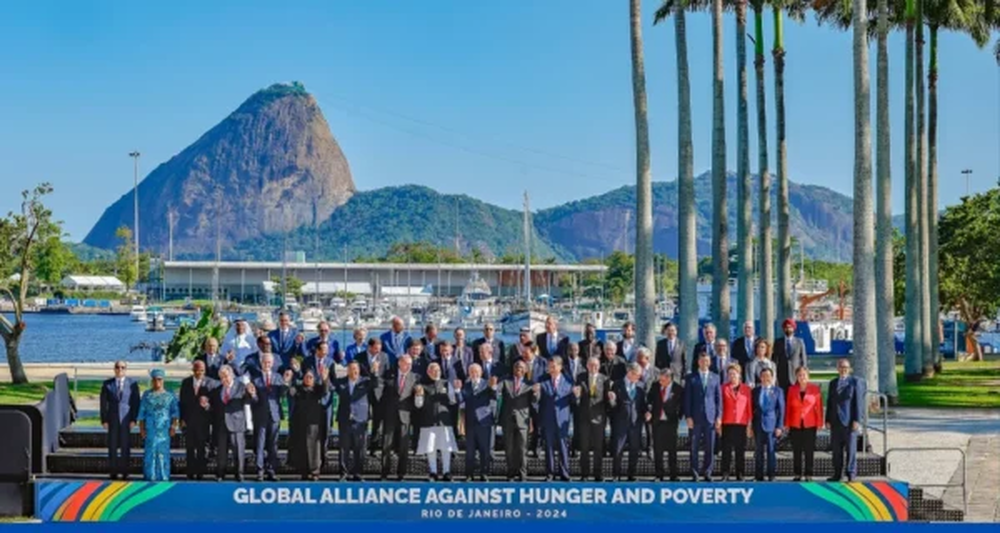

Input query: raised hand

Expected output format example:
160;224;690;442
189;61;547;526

199;396;210;410
607;391;616;403
284;370;294;383
226;350;235;361
295;333;305;345
319;364;330;381
291;359;302;373
414;385;424;396
645;412;652;422
532;383;541;394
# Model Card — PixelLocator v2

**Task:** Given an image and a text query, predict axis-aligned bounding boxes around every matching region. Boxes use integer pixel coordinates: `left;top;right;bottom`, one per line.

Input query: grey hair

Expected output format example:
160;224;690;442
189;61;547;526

219;365;234;378
627;362;642;374
636;346;652;359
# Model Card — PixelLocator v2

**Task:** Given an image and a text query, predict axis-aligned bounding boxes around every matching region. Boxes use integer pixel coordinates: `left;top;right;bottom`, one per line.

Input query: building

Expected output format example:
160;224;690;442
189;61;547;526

60;275;126;293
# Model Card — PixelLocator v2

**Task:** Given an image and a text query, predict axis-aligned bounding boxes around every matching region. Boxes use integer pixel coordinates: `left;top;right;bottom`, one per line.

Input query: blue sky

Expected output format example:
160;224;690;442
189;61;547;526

0;0;996;241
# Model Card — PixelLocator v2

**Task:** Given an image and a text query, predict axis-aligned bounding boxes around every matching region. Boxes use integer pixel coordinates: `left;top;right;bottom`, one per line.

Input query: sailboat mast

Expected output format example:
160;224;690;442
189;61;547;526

523;191;531;307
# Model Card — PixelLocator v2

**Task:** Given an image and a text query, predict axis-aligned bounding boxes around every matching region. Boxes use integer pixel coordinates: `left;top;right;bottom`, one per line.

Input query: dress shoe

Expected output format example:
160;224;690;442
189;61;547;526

669;476;680;482
339;475;347;482
827;476;841;482
397;475;406;482
655;476;665;482
351;475;363;482
594;476;604;482
579;476;588;482
479;475;489;482
380;475;389;481
767;476;776;482
804;476;813;482
847;476;857;482
266;473;277;482
121;475;130;481
735;475;744;481
235;474;245;482
519;474;527;482
560;475;571;482
442;473;453;482
793;476;802;482
691;475;700;483
429;474;438;482
627;476;637;482
256;474;265;482
704;476;713;483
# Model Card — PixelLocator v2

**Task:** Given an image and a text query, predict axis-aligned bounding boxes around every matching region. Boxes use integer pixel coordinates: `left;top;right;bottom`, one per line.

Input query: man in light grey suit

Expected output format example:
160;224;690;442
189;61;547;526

654;322;686;383
209;365;250;481
772;319;807;389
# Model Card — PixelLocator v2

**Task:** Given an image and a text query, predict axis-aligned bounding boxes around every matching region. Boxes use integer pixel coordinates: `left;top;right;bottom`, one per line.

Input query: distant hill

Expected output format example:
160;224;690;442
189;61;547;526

83;82;355;255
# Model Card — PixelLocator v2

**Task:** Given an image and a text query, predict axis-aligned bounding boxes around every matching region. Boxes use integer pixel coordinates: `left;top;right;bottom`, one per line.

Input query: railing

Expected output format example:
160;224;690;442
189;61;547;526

863;391;889;470
886;447;967;516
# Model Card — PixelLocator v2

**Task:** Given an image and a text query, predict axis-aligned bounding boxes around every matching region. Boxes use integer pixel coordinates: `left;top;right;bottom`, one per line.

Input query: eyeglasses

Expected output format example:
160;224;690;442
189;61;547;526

114;365;126;370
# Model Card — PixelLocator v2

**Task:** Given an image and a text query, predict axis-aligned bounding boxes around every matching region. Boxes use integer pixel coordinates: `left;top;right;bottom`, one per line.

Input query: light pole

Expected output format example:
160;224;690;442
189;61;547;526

129;151;141;292
961;168;973;197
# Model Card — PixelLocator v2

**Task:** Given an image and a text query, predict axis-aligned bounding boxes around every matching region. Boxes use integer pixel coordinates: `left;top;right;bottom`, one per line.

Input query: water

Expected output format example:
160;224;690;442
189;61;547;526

1;313;585;363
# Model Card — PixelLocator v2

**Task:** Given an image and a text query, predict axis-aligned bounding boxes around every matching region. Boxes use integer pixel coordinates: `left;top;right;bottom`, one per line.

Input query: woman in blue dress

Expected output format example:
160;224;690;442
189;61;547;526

137;368;179;481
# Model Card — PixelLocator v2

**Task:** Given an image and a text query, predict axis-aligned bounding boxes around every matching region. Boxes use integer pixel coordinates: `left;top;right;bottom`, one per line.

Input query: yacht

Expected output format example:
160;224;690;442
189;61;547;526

145;307;166;332
500;309;548;335
129;305;147;322
297;302;325;332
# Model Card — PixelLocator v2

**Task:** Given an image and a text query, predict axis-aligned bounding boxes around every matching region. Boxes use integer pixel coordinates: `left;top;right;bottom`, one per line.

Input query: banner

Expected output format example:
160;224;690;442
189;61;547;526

34;480;908;523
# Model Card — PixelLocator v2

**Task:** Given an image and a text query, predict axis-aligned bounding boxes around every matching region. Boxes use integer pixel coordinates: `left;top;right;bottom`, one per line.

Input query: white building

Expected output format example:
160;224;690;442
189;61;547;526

60;275;126;293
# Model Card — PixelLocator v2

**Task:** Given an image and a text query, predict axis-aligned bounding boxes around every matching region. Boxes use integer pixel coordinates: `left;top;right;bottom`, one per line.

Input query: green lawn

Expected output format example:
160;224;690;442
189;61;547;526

0;379;176;405
897;359;1000;408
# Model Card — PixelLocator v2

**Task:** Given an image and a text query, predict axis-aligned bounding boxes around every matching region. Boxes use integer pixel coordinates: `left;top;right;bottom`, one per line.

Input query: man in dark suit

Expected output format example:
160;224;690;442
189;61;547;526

752;368;785;481
692;323;719;373
684;351;722;481
209;365;249;481
826;358;865;482
305;321;340;360
635;348;658;452
476;342;506;382
573;357;609;481
333;361;371;481
600;342;627;382
248;353;288;481
379;316;411;365
617;321;639;363
562;342;584;385
420;323;441;361
773;319;807;389
355;337;391;454
711;339;734;376
534;357;573;481
375;354;418;480
499;360;533;481
179;360;219;480
648;369;684;481
472;322;505;366
732;320;757;368
268;311;302;371
436;342;465;441
456;364;497;481
578;323;604;361
655;322;686;381
453;327;475;374
239;335;270;378
507;327;533;367
537;316;570;359
608;363;648;481
100;360;140;480
195;338;227;380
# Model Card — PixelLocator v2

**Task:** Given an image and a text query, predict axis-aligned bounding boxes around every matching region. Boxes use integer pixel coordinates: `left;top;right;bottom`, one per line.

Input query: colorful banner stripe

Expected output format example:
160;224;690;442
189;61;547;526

37;481;176;522
801;482;909;522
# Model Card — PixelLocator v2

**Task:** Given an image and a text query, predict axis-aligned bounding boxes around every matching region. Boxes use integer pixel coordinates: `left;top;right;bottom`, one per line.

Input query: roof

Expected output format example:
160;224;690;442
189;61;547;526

380;285;433;296
164;260;606;273
61;275;125;288
300;282;373;295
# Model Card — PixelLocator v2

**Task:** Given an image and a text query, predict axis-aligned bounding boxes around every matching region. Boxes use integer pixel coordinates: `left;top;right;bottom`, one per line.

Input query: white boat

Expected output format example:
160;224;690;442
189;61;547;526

129;305;147;322
500;309;548;335
145;311;165;332
297;303;325;332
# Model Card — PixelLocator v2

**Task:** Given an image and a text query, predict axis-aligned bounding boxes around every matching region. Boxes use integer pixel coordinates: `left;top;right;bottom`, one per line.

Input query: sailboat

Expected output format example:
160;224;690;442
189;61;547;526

499;191;548;335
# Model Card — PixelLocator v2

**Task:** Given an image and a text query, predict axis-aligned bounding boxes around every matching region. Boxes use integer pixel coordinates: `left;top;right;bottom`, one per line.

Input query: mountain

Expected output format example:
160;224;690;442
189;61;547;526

83;82;355;254
222;185;565;262
534;172;854;262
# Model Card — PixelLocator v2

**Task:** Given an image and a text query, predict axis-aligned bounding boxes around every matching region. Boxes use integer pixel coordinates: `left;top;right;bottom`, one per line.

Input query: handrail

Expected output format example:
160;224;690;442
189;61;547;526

864;391;889;464
886;447;967;516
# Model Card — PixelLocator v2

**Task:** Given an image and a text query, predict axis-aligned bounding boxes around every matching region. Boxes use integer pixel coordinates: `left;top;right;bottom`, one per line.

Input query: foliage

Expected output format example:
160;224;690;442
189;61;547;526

896;358;1000;408
32;235;74;287
114;226;137;289
604;251;634;305
938;189;1000;324
164;307;227;363
271;275;305;298
892;229;906;316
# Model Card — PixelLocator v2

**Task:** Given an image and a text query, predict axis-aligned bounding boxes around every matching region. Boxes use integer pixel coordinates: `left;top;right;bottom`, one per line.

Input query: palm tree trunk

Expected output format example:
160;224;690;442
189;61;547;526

774;6;792;323
676;6;699;353
928;25;941;373
711;0;730;339
629;0;656;350
736;0;753;331
755;4;774;343
876;0;899;401
852;0;877;398
915;0;934;377
903;3;923;382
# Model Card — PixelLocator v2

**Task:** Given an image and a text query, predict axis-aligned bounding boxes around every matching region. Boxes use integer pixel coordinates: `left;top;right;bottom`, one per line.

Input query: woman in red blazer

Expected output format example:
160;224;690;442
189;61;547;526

719;363;753;481
785;366;824;481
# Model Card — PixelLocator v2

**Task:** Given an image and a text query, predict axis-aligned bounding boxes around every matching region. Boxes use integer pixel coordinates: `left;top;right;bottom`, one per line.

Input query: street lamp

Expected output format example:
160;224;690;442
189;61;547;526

129;151;141;291
961;168;973;197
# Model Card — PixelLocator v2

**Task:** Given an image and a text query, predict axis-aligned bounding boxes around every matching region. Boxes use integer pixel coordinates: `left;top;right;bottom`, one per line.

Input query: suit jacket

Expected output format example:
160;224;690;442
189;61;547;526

343;341;368;364
209;381;249;433
732;336;757;367
420;336;441;361
376;370;419;426
500;377;535;430
684;371;722;425
721;383;753;426
638;365;659;390
537;332;570;359
711;355;736;377
647;381;684;426
562;357;584;385
691;342;717;372
379;330;412;364
100;377;140;426
573;372;609;425
786;383;824;429
355;350;391;381
599;355;627;382
250;370;288;423
536;375;574;438
772;336;807;388
305;336;340;359
472;337;506;366
458;380;498;427
617;338;640;362
516;355;549;384
578;338;604;361
752;385;786;433
745;358;777;388
436;355;467;383
179;376;219;431
194;352;228;380
826;376;864;428
610;379;648;430
454;344;475;374
301;353;338;381
268;328;302;370
655;337;686;378
476;359;506;382
240;352;263;378
333;377;372;425
418;378;456;427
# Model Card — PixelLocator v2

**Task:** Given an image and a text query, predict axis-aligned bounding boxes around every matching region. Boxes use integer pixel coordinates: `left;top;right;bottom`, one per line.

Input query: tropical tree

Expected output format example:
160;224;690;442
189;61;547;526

655;0;698;350
915;0;935;377
710;0;730;339
114;226;138;289
752;0;775;342
735;0;755;332
629;0;656;349
903;0;925;381
851;0;878;396
0;184;60;384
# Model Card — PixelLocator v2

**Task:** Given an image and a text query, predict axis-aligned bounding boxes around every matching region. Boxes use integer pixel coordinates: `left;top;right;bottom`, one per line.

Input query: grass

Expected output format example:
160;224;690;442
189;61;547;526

0;379;175;405
897;358;1000;408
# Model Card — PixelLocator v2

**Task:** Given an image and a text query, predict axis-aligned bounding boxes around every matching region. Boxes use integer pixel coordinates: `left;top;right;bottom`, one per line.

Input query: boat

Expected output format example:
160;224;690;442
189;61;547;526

129;305;147;322
500;309;548;335
145;307;166;332
500;191;549;335
297;302;325;332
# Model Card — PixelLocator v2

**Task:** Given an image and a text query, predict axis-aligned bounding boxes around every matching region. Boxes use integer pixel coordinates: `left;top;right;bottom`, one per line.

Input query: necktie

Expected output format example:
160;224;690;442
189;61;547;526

553;377;559;391
590;376;596;397
549;335;555;354
399;373;406;394
786;339;792;357
194;380;200;395
702;373;708;390
747;338;752;356
527;363;533;380
669;339;674;353
473;380;480;391
223;386;230;404
266;374;271;389
761;388;770;409
628;383;635;400
117;380;123;400
515;378;521;394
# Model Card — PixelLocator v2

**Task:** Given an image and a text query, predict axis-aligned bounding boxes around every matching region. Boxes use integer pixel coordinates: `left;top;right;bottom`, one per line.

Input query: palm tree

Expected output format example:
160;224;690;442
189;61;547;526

915;0;934;378
711;0;730;339
774;0;792;323
752;0;774;342
903;0;924;381
852;0;877;398
736;0;754;332
629;0;656;350
655;0;698;351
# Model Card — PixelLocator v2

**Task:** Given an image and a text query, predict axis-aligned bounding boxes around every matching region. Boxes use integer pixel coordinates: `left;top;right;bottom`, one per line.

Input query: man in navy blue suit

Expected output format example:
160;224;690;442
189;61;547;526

826;358;865;482
534;357;573;481
456;363;497;481
343;327;368;364
100;360;140;480
247;353;288;481
195;337;228;380
608;363;649;481
752;368;785;481
305;321;340;360
333;361;371;481
684;351;722;481
379;316;411;365
268;311;302;371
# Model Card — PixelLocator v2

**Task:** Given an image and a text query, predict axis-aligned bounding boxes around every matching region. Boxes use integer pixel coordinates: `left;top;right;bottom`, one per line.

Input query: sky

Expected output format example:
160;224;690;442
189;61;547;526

0;0;997;241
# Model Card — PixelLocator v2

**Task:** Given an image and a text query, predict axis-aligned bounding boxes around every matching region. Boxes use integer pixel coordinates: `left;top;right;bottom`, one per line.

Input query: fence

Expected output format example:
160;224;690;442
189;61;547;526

886;447;967;515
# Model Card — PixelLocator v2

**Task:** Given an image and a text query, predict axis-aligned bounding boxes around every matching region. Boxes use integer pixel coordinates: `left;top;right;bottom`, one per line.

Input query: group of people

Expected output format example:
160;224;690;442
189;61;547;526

100;314;866;483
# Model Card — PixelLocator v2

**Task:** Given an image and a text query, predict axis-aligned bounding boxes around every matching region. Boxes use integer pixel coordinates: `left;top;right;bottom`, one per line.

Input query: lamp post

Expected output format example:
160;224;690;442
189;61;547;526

961;168;973;197
129;151;141;291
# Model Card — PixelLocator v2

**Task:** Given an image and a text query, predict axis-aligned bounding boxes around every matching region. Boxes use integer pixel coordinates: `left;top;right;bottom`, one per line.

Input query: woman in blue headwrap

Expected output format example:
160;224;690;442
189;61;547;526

137;368;179;481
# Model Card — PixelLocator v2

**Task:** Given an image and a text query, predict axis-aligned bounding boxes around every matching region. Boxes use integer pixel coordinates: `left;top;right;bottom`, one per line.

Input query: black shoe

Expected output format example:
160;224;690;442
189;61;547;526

339;475;347;482
397;475;406;482
121;475;130;481
655;476;664;482
691;475;700;482
704;476;713;482
595;476;604;482
266;473;277;482
256;474;265;482
380;475;388;481
767;476;776;482
627;476;637;482
519;474;527;482
847;476;857;482
351;475;363;482
544;475;554;482
235;474;245;482
560;475;571;482
793;476;802;482
579;476;588;482
479;475;489;482
443;473;453;482
735;474;744;481
804;476;813;482
669;476;680;482
827;476;841;482
429;474;438;482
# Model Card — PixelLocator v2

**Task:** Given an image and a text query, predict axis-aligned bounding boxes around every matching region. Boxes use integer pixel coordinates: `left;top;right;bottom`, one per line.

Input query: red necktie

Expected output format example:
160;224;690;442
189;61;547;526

223;387;230;404
266;374;271;389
